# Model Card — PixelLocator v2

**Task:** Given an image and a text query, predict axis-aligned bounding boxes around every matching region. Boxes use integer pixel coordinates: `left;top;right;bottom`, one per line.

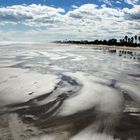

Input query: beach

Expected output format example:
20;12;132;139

0;43;140;140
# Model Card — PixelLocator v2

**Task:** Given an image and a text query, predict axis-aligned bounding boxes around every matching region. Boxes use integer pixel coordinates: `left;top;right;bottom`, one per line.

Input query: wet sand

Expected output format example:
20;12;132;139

0;89;140;140
0;44;140;140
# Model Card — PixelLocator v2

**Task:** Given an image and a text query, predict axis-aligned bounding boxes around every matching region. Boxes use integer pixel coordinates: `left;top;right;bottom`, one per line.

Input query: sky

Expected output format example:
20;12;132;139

0;0;140;42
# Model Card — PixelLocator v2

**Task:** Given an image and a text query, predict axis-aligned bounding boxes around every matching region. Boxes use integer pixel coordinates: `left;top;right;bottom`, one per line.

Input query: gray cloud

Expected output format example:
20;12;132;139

0;13;33;22
0;4;65;23
123;5;140;20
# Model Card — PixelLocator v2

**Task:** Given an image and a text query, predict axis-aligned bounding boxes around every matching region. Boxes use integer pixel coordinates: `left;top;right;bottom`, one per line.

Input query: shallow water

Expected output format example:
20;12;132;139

0;44;140;140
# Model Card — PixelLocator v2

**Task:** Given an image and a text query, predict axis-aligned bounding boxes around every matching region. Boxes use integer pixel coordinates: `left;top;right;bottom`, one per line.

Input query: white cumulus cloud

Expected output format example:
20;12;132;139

0;4;140;41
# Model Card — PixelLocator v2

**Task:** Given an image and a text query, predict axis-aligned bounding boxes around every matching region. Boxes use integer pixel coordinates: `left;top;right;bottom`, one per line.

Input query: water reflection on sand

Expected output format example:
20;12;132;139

0;44;140;140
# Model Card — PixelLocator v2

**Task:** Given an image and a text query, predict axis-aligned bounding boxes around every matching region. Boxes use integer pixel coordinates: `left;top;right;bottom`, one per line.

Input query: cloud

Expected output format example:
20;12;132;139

100;0;113;6
123;5;140;20
0;4;140;41
116;1;121;4
100;0;139;5
0;6;32;22
125;0;139;5
0;4;65;23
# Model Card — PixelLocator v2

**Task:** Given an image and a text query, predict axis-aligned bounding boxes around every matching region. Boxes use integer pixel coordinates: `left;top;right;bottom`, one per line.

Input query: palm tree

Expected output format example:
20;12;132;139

128;38;131;43
138;36;140;44
124;35;128;42
134;35;137;44
131;37;134;44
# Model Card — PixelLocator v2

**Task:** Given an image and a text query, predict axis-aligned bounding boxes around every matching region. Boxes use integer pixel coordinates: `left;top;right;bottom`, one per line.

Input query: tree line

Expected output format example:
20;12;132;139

55;35;140;47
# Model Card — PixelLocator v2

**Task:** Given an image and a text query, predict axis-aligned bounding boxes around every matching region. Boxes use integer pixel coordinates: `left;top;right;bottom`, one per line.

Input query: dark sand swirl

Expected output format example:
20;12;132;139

0;73;139;140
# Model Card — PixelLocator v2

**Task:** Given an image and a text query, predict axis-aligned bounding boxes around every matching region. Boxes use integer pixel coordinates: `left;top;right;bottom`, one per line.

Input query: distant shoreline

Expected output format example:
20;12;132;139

94;44;140;51
0;41;140;51
53;42;140;51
